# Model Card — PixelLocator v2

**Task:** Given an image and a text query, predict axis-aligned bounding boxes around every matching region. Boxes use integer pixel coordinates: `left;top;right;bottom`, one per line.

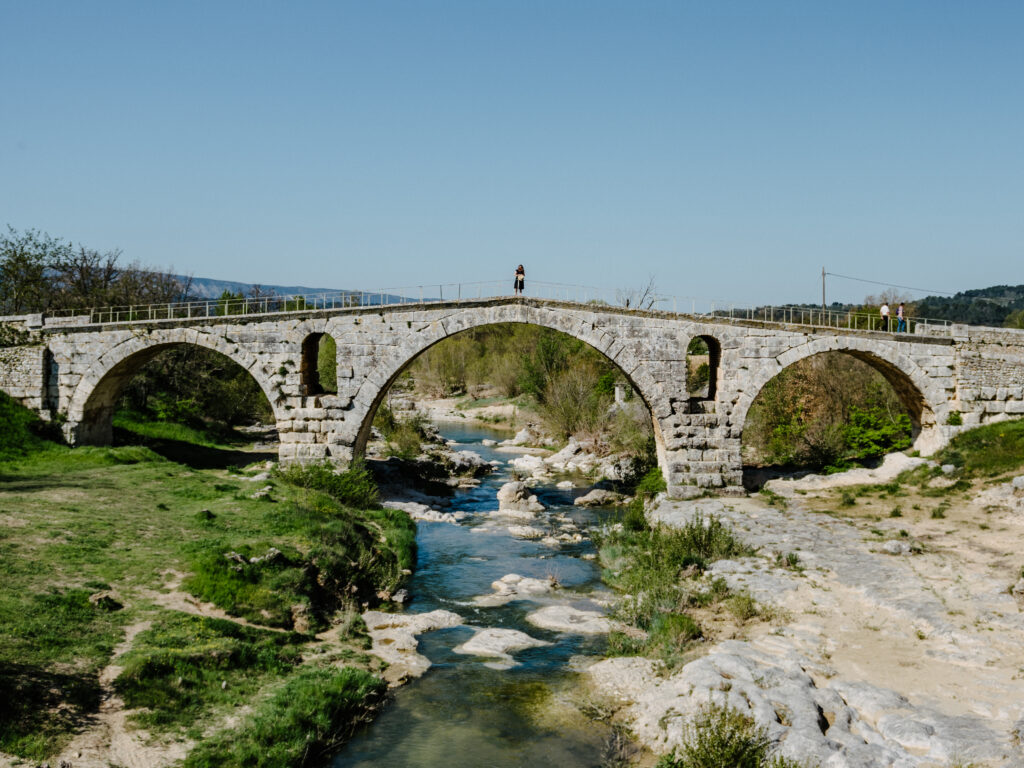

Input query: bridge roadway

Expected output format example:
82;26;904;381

2;296;1023;497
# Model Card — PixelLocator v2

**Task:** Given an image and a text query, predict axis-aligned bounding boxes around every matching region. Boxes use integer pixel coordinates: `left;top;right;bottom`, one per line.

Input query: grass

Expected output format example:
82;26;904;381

655;704;808;768
0;399;411;762
183;666;387;768
934;418;1024;478
597;514;756;668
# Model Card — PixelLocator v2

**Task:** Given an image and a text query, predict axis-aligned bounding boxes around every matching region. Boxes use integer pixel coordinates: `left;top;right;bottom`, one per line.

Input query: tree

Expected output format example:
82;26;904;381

0;227;69;313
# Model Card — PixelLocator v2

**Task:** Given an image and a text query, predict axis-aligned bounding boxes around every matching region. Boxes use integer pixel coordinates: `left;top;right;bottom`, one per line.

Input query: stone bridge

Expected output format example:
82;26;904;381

2;297;1023;497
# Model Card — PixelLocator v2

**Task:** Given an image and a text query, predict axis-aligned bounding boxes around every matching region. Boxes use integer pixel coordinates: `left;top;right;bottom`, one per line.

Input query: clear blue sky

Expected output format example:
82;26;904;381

2;1;1022;305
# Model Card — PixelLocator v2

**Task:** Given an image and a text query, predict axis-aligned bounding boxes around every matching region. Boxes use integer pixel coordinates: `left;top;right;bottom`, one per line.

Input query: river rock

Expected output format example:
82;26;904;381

556;480;575;489
507;524;546;540
383;500;467;524
574;488;629;507
497;481;545;513
510;454;548;477
362;609;463;683
1013;475;1024;491
882;539;912;555
502;427;539;447
447;449;493;476
526;605;612;634
453;627;550;669
481;438;498;447
474;573;557;606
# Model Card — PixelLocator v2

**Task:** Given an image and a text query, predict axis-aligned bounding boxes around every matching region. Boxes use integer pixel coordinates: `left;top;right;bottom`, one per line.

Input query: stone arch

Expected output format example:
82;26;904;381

730;336;948;455
300;332;337;395
685;333;721;403
343;304;669;474
65;328;281;446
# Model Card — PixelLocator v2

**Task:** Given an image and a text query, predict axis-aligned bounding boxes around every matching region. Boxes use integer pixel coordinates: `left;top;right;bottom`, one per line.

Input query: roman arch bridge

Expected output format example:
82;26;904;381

2;296;1023;497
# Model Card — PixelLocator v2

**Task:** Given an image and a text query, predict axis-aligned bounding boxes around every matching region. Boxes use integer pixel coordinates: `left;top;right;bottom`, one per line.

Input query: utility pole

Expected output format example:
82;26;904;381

821;267;826;314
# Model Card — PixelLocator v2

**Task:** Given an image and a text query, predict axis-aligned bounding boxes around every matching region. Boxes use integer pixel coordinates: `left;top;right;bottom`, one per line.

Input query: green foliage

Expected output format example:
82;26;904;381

744;353;914;471
186;461;412;627
119;344;273;430
946;411;963;426
317;334;337;393
276;460;380;510
372;404;429;459
655;704;772;768
113;613;304;728
1006;308;1024;329
598;515;753;667
182;666;386;768
0;322;30;347
935;418;1024;478
0;391;55;460
841;406;912;461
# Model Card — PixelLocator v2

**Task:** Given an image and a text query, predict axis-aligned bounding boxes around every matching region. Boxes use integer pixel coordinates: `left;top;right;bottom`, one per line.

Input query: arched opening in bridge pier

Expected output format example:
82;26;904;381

740;350;927;488
354;323;666;490
300;332;338;395
685;335;720;405
78;344;277;467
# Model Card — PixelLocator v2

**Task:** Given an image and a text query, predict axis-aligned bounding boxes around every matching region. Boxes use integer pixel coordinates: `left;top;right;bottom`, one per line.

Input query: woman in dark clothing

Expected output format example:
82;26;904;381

513;265;525;295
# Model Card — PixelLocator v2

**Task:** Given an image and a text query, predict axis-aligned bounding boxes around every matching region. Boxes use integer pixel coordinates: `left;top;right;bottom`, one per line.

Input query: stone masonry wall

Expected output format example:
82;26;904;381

0;298;1018;498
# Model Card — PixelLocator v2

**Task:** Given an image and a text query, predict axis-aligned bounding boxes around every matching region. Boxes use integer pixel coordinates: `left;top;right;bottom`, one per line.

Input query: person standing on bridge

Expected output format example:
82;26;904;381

513;265;525;295
896;302;907;333
880;302;890;332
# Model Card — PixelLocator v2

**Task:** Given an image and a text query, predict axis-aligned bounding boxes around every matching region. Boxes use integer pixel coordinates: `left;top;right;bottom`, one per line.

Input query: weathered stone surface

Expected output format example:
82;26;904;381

497;481;545;513
526;605;612;634
574;488;629;507
362;609;463;683
452;627;550;669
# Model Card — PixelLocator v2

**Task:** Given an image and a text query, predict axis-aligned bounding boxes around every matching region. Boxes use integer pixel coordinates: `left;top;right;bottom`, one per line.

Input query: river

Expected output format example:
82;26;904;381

331;422;622;767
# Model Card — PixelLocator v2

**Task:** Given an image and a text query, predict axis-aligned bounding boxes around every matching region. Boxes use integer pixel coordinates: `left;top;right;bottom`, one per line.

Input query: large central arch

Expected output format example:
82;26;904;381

339;305;671;474
64;328;281;446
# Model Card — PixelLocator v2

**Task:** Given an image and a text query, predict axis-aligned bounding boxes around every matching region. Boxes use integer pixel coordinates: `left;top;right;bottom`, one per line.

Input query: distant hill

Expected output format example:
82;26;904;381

178;275;342;300
176;275;411;307
911;285;1024;326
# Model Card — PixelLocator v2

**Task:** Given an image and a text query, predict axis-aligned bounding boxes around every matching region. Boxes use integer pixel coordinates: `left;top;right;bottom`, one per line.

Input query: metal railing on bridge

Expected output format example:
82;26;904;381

39;279;953;336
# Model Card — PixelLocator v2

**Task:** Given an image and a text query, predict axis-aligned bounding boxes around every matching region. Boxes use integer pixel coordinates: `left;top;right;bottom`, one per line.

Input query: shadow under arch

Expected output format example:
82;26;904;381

351;321;669;476
67;335;280;449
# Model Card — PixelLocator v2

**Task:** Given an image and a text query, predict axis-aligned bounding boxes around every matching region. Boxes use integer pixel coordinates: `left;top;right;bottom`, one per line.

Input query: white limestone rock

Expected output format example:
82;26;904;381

453;627;550;669
362;609;463;682
526;605;612;634
473;573;557;606
497;481;545;513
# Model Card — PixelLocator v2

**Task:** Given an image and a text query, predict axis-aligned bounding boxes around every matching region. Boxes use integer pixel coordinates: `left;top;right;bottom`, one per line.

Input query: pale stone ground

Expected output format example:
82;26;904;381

587;468;1024;767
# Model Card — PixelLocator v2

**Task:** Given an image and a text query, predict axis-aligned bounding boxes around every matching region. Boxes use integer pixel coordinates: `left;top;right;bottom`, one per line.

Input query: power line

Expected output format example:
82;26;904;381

825;272;956;297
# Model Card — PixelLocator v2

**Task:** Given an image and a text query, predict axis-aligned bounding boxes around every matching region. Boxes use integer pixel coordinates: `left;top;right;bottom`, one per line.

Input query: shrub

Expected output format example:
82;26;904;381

276;460;379;509
656;704;772;768
946;411;963;426
934;418;1024;478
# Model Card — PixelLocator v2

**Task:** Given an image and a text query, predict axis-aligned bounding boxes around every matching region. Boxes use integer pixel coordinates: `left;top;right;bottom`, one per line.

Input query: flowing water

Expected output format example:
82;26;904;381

331;422;620;768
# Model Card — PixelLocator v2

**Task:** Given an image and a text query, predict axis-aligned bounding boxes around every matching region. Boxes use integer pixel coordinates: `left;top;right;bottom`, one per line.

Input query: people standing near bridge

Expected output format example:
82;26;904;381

896;303;907;333
880;302;890;331
513;265;525;295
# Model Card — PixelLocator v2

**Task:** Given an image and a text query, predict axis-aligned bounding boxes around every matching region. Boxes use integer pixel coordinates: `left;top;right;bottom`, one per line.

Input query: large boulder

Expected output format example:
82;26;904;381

497;481;545;513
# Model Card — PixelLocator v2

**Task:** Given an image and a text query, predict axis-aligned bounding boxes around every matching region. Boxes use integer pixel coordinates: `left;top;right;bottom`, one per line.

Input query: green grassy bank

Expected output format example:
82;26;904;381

0;393;414;765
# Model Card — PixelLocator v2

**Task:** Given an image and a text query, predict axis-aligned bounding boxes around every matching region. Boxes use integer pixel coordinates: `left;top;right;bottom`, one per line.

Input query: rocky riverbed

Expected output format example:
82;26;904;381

586;468;1024;767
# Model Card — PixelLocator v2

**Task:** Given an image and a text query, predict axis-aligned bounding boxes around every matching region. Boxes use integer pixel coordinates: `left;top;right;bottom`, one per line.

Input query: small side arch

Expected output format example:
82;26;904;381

686;334;721;403
300;332;337;395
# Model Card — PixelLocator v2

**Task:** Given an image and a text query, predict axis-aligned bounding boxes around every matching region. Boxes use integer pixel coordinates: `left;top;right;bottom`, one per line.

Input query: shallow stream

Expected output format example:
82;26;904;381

330;422;620;767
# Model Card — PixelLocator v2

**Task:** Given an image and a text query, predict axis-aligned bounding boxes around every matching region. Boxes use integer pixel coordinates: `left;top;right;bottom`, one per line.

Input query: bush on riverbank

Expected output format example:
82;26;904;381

655;703;807;768
0;391;62;460
185;461;414;630
597;514;754;668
